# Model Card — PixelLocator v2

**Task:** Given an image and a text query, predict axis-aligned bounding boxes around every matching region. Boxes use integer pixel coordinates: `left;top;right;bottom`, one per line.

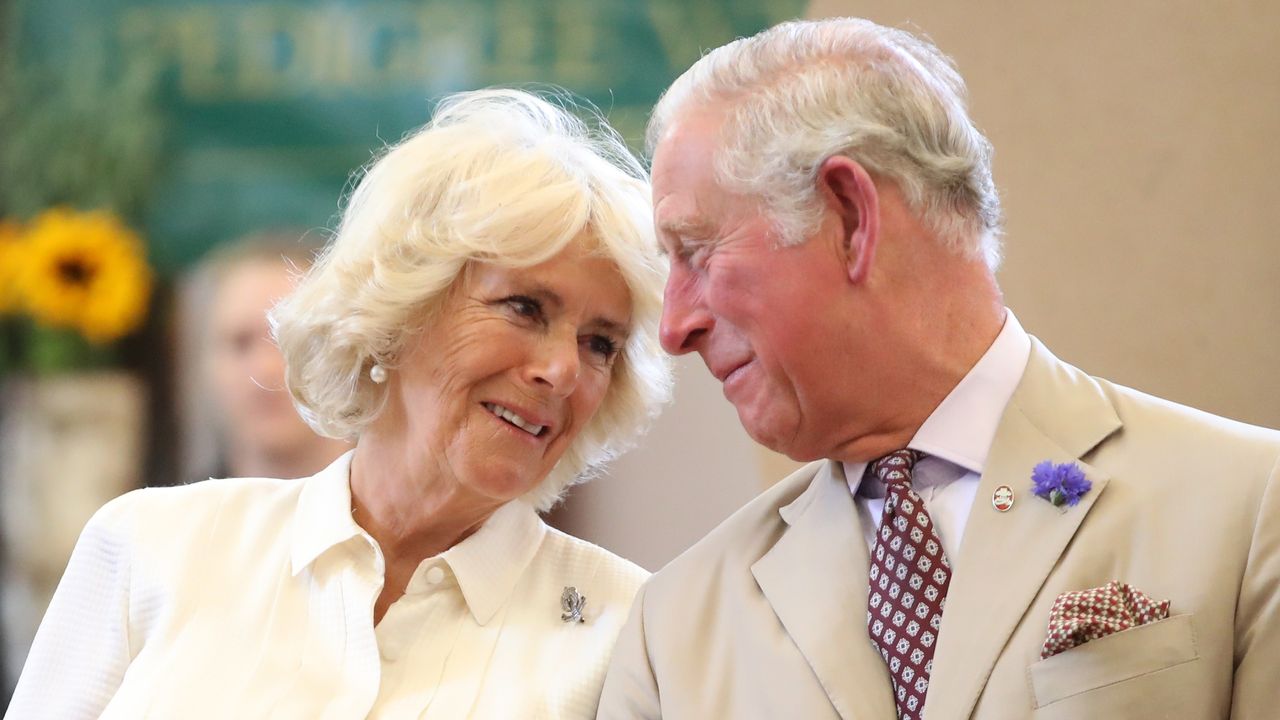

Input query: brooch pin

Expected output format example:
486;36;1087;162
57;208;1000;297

560;586;587;623
991;485;1015;512
1030;460;1092;509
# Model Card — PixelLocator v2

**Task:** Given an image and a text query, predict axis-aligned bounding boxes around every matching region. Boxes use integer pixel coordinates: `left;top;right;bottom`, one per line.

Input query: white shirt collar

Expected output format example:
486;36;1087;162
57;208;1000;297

290;449;547;625
291;450;363;575
438;500;545;625
845;308;1031;491
909;309;1031;473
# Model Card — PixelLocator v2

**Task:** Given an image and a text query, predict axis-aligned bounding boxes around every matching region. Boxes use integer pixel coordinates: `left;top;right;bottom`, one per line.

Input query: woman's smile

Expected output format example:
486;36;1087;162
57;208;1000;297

481;401;549;439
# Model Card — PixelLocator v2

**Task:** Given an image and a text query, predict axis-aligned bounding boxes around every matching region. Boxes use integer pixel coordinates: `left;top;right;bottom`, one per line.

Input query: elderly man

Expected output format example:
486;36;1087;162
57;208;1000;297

598;17;1280;720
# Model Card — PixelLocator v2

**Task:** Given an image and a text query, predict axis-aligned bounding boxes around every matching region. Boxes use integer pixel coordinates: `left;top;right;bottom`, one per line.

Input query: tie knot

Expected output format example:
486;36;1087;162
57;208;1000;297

866;449;922;488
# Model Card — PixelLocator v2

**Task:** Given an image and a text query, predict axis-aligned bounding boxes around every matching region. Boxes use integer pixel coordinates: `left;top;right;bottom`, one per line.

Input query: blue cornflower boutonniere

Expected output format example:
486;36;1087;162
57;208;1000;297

1031;461;1092;509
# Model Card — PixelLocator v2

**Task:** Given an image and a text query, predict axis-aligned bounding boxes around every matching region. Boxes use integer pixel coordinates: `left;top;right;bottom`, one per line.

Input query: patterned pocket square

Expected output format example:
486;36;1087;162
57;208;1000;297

1041;581;1171;659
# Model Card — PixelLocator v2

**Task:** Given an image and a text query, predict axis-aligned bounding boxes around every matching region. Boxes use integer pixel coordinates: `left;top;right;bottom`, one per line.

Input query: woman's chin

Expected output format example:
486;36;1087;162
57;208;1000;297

459;465;542;505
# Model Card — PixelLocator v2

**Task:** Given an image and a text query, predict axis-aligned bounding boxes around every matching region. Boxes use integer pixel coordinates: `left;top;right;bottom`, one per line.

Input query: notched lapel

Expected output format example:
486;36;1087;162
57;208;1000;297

752;461;898;720
924;339;1122;720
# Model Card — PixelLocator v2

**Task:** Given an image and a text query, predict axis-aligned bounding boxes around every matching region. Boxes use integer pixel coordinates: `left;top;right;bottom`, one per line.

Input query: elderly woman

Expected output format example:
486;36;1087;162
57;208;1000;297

9;89;670;718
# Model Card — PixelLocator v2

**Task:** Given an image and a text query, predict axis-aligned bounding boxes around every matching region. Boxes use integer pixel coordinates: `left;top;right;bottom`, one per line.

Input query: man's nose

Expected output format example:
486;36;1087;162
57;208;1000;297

659;267;713;355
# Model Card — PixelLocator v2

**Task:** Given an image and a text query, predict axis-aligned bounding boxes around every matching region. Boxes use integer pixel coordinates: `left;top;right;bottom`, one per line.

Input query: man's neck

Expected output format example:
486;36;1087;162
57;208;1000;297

827;270;1006;464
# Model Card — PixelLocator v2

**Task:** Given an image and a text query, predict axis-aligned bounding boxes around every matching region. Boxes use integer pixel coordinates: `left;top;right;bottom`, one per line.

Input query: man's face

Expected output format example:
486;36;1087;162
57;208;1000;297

651;108;852;460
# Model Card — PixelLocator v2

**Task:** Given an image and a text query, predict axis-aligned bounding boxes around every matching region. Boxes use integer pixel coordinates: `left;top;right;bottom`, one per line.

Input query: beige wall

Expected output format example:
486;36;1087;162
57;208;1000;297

810;0;1280;428
556;2;1280;569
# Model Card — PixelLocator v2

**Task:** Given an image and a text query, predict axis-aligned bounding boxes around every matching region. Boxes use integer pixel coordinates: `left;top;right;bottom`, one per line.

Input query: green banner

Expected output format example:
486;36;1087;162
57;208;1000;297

6;0;803;274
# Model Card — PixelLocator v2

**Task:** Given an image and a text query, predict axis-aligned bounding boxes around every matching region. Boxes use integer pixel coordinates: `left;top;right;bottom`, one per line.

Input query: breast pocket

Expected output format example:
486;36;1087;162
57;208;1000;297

1027;613;1199;708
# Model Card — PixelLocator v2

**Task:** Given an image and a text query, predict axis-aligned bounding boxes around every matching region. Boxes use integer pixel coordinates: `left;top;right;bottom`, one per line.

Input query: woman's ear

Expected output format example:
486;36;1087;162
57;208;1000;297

816;155;880;285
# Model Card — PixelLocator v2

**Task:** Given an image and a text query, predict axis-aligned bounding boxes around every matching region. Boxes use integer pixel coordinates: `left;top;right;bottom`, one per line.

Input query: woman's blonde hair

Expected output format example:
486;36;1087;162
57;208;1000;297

271;88;671;510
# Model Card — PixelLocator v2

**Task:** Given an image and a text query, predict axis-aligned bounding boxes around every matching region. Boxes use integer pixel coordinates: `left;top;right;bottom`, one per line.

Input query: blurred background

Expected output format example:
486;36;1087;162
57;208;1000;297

0;0;1276;709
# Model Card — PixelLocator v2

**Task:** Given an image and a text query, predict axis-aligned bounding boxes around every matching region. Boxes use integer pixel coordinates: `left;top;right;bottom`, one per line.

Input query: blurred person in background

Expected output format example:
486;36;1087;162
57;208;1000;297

181;231;350;482
8;88;670;719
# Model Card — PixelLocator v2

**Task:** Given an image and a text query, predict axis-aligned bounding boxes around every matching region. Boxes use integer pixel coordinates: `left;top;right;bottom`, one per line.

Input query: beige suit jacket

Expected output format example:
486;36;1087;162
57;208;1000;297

599;339;1280;719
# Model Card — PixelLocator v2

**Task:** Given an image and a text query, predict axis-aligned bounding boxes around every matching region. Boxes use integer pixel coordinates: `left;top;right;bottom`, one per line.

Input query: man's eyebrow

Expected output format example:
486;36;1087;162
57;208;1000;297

656;216;715;257
657;216;714;239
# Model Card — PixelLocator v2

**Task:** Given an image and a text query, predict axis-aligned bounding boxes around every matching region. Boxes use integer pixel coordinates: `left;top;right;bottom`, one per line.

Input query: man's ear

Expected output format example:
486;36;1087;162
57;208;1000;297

816;155;879;285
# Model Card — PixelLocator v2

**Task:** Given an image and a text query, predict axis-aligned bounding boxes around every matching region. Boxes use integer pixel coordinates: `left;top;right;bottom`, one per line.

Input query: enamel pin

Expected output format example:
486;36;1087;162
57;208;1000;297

561;586;587;623
992;485;1015;512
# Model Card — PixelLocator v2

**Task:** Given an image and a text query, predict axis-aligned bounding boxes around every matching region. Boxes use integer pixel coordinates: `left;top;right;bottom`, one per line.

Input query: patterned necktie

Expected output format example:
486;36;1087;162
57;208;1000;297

866;449;952;720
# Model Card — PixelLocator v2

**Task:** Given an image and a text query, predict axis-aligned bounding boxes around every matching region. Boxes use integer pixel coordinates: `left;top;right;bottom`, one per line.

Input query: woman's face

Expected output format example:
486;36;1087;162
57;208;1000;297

388;238;631;507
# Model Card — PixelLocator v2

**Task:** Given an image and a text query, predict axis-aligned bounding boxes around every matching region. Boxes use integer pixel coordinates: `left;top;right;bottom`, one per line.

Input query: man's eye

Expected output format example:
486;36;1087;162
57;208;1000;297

585;335;620;361
686;244;712;269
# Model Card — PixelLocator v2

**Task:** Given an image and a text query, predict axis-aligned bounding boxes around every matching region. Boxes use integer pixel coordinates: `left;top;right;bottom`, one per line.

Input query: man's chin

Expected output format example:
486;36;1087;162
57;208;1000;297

742;409;829;458
737;407;812;461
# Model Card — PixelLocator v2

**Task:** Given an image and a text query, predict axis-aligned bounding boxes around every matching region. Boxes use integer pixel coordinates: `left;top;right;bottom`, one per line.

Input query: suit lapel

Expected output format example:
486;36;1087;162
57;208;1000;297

752;461;898;720
923;338;1122;720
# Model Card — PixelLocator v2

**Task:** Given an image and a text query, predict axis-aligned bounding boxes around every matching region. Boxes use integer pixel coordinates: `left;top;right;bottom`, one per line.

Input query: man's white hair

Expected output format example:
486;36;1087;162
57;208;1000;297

271;88;672;511
648;17;1003;270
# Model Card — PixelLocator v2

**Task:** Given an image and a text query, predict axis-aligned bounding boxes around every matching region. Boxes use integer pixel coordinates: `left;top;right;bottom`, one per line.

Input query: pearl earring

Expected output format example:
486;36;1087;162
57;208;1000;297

369;364;388;384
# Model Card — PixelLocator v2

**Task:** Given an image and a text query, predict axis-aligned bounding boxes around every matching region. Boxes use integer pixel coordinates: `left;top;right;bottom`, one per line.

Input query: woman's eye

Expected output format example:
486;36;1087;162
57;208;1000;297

503;296;542;320
585;335;620;361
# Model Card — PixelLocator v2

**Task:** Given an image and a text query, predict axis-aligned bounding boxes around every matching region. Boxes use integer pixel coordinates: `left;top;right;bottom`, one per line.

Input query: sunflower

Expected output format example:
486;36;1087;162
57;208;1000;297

16;208;153;344
0;219;21;315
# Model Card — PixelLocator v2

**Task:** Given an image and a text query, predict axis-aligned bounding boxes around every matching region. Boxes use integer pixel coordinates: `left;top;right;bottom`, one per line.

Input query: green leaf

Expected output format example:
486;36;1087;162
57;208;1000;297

23;323;116;375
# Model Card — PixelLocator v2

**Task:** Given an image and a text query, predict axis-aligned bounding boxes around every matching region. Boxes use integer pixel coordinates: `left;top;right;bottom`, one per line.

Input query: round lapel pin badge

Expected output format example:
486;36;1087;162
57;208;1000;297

992;485;1015;512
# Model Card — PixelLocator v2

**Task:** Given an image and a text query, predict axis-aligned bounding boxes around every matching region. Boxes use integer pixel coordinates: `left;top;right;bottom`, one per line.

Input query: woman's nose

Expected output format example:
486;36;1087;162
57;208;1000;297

526;333;580;397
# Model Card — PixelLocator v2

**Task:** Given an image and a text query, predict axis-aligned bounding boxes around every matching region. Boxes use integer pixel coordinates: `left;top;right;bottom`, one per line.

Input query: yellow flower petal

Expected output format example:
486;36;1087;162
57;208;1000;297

16;208;153;344
0;220;22;314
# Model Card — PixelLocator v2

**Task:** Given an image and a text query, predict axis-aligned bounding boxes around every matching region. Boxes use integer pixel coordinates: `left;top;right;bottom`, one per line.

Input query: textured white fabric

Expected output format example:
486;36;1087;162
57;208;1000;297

844;310;1032;560
7;452;647;719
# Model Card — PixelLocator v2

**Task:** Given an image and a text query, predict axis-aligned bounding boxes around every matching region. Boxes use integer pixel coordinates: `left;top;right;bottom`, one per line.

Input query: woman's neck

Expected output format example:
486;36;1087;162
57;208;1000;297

349;432;499;576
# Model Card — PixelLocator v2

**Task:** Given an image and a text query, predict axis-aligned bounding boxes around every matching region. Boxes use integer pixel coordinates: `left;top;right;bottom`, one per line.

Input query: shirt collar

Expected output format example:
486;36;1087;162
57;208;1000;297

440;500;546;625
290;450;547;626
291;450;364;576
844;308;1031;492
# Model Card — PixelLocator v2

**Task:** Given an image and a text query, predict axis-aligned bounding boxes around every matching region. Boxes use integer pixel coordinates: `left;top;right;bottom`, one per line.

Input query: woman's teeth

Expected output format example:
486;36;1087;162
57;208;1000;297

482;402;546;436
